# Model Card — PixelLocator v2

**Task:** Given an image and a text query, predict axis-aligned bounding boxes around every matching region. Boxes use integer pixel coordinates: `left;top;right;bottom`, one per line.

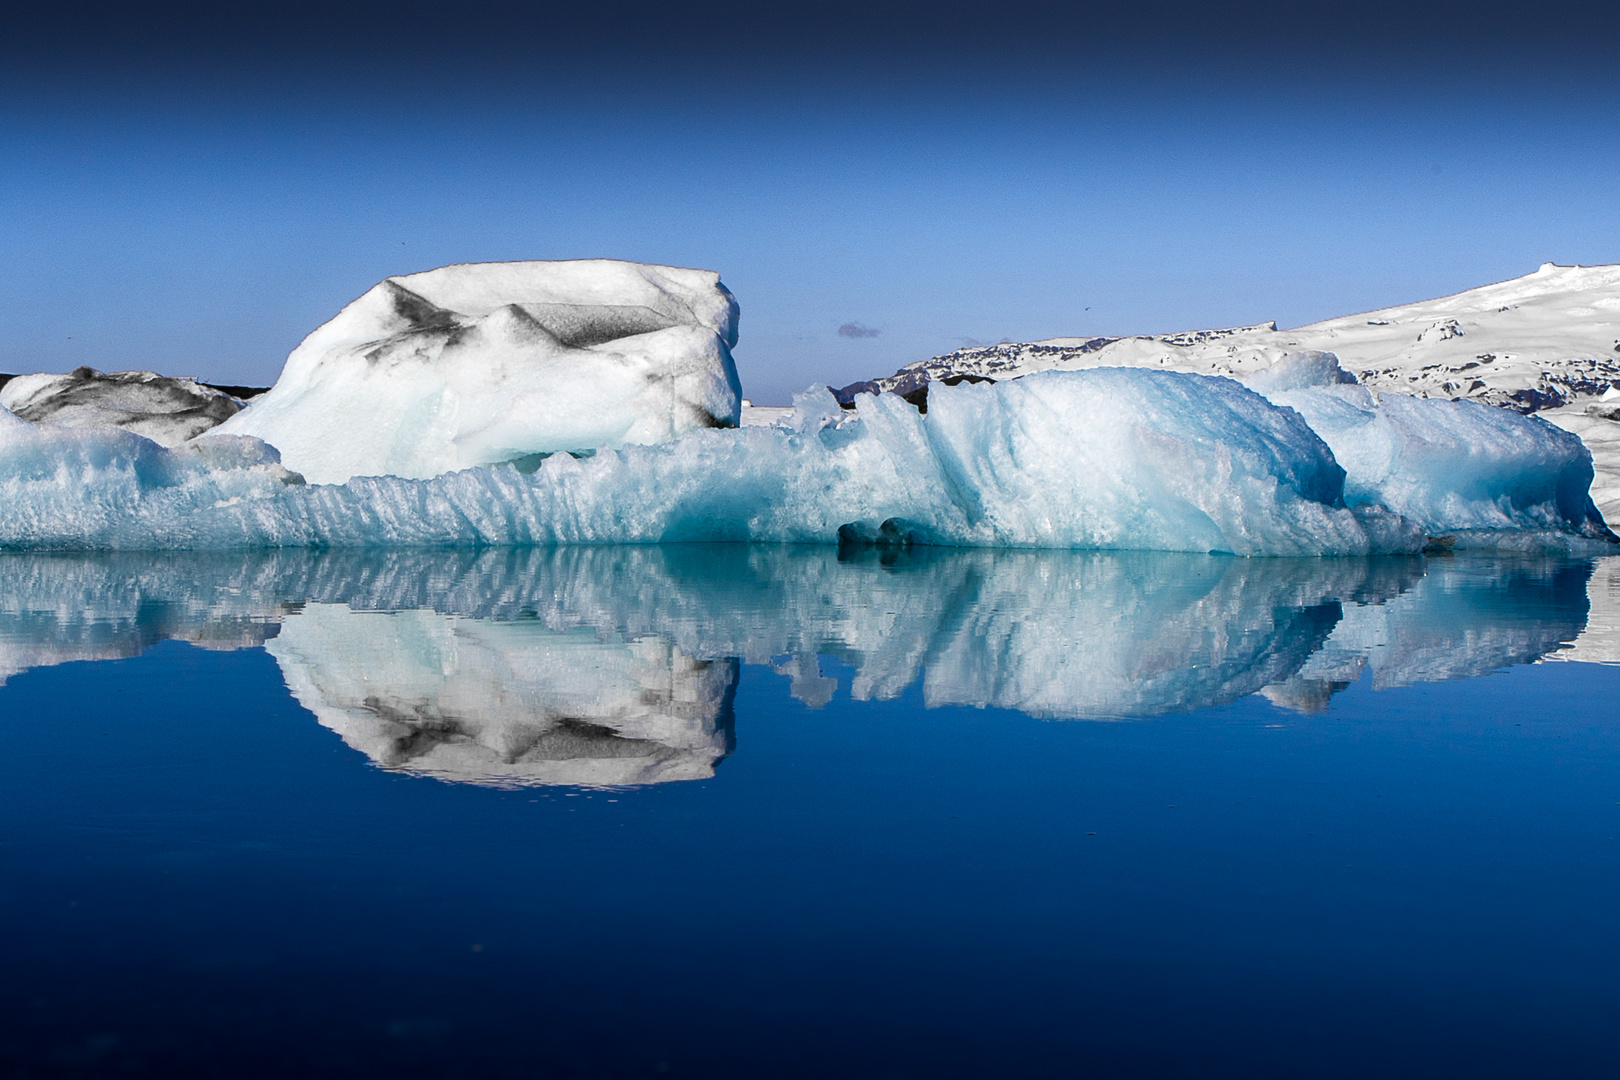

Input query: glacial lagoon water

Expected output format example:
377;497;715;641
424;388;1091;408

1;545;1618;1077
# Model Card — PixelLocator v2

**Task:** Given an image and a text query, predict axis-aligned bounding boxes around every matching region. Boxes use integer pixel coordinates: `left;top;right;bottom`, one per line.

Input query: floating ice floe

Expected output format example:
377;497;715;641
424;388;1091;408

213;259;743;484
848;261;1620;529
0;368;1398;554
0;364;1612;554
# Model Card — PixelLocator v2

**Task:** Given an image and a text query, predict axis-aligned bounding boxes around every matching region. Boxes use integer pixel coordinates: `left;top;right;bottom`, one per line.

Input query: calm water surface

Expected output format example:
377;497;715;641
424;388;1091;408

1;546;1617;1078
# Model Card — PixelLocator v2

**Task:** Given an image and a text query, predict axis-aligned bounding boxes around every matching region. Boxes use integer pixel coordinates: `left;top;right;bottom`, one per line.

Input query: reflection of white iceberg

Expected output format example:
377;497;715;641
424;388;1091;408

266;604;735;788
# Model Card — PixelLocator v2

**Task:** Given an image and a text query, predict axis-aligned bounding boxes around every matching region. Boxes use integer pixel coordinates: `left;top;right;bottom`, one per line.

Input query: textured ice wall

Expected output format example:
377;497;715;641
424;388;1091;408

1246;352;1612;544
0;405;309;549
0;369;1424;555
215;259;742;484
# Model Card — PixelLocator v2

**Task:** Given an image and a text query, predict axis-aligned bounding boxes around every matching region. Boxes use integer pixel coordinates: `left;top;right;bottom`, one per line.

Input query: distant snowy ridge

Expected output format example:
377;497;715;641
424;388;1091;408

843;262;1620;528
850;262;1620;414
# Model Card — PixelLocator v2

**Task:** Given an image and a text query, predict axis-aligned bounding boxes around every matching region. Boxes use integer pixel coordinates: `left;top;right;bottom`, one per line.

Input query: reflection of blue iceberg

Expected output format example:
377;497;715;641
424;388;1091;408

0;553;279;684
0;548;1598;782
485;546;1586;718
1276;558;1601;697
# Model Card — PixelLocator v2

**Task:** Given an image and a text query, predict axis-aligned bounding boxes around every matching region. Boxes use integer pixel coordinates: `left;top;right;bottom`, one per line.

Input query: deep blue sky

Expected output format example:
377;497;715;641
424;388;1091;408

3;1;1618;402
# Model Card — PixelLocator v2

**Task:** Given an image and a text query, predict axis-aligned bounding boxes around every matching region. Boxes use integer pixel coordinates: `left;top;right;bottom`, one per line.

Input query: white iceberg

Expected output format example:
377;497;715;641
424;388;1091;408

214;259;743;484
0;367;246;446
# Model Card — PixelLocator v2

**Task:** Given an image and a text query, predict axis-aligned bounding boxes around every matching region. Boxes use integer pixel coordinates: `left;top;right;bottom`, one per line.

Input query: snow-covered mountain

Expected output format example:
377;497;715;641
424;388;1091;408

849;262;1620;411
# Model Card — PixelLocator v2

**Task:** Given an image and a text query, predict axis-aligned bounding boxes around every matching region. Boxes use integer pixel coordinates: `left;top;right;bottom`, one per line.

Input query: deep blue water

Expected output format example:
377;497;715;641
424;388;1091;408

0;547;1617;1078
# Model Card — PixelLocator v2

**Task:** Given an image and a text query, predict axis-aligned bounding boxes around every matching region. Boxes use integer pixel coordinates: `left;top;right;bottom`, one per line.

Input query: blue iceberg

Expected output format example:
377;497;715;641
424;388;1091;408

0;366;1609;555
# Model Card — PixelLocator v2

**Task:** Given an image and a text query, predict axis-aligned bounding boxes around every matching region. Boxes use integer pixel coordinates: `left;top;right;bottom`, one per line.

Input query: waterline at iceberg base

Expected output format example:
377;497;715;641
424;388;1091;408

0;368;1611;556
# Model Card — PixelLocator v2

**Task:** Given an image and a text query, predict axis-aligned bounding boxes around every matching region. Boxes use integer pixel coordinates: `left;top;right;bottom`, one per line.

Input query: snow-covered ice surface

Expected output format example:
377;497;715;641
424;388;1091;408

739;403;794;427
0;367;245;446
0;547;1600;750
0;369;1439;555
215;260;743;484
870;262;1620;413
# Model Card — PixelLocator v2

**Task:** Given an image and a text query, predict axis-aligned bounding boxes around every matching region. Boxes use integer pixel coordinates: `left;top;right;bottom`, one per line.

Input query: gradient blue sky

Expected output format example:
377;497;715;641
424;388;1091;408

3;1;1618;402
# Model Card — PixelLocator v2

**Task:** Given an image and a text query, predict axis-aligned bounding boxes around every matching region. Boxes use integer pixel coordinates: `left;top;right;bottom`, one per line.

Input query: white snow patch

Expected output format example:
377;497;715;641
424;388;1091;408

740;404;794;427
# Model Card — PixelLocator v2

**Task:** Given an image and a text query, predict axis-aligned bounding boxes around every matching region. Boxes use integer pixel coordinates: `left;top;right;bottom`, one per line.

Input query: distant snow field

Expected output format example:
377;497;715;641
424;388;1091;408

851;263;1620;414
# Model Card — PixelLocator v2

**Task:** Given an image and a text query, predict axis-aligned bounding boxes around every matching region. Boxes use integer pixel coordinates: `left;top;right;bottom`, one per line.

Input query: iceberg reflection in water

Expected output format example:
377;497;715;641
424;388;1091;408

0;546;1605;785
